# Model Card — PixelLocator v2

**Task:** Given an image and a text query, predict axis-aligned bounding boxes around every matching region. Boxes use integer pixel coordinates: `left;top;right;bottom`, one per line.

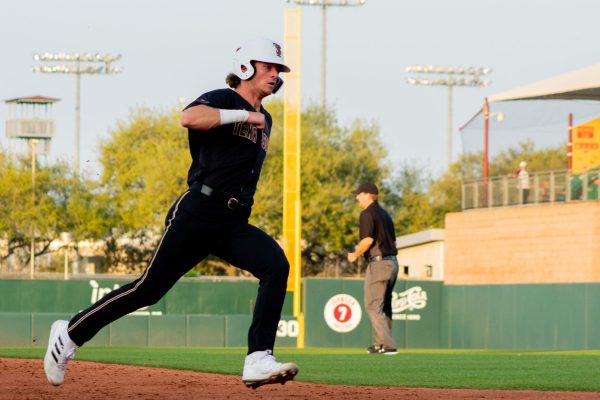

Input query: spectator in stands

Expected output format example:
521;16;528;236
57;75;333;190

516;161;530;204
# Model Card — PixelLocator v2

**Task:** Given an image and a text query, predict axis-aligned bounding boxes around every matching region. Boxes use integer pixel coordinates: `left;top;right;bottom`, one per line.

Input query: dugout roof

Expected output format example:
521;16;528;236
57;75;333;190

488;63;600;102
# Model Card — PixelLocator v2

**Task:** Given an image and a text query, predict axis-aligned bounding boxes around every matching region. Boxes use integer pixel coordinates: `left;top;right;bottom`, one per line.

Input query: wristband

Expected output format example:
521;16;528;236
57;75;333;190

219;109;249;125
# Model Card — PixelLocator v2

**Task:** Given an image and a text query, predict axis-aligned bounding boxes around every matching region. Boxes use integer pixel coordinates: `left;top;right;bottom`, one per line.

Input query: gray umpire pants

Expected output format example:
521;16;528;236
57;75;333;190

364;258;399;349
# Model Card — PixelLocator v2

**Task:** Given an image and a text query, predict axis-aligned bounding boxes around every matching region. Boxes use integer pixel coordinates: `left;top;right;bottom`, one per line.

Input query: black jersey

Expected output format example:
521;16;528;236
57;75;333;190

184;88;272;205
359;201;398;259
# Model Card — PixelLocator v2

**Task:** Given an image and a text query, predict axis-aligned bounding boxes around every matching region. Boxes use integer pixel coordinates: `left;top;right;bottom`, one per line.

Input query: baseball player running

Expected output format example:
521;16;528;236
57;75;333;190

44;38;298;389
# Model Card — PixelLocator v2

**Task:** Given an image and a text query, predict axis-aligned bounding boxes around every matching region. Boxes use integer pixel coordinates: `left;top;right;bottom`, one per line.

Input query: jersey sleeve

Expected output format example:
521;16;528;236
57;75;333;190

183;89;236;111
359;210;375;240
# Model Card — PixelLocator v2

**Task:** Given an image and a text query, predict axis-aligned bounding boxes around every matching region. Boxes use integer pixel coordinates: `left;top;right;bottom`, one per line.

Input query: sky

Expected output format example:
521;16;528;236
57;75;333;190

1;0;600;178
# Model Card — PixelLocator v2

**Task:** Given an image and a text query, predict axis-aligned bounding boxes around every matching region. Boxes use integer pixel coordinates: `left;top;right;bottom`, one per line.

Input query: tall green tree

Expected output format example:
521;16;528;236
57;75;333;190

254;101;389;276
97;107;191;272
0;150;112;270
100;107;190;232
427;152;483;225
489;141;567;176
383;163;439;236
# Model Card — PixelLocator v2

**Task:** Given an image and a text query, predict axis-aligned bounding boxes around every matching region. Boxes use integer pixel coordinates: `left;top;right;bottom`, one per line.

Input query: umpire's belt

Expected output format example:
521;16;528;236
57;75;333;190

193;182;249;212
369;255;397;262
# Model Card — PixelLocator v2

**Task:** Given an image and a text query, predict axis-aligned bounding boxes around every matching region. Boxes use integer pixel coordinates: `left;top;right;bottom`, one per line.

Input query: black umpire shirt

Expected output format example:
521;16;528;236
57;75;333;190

184;88;272;207
359;201;398;260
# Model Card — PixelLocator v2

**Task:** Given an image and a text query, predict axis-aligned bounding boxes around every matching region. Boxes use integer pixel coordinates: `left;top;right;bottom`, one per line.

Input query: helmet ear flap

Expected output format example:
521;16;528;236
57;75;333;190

233;59;255;80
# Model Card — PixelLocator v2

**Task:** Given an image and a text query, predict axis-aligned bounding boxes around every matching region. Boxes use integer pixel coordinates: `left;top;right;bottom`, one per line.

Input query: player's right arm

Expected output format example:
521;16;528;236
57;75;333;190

347;237;374;263
181;105;265;130
181;105;220;130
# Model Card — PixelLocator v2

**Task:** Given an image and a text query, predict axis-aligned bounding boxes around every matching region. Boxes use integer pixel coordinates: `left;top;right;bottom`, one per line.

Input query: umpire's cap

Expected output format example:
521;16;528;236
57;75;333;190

351;182;379;195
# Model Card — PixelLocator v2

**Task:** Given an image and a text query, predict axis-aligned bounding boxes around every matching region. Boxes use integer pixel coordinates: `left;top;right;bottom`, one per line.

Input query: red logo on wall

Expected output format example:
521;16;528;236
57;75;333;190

333;304;352;323
324;294;362;333
577;126;594;139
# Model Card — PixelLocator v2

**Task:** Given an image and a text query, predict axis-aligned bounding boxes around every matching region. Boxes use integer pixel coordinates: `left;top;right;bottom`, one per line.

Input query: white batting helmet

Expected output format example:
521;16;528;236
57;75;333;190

232;38;291;80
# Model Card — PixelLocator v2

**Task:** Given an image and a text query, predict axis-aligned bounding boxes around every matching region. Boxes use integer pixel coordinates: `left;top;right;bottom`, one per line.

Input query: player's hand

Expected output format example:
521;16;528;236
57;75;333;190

347;252;358;263
246;112;265;129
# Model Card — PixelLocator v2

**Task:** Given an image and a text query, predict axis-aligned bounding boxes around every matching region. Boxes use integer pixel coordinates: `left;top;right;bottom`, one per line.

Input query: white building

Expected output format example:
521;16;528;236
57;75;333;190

395;229;444;280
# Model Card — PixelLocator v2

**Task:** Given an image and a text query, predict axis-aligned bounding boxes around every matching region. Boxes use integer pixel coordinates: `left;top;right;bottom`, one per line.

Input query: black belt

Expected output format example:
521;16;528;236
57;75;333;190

369;255;396;262
191;182;249;212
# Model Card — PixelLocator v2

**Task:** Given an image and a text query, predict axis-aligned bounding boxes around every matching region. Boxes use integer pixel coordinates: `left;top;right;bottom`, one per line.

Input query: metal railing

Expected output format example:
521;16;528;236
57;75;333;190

462;167;600;210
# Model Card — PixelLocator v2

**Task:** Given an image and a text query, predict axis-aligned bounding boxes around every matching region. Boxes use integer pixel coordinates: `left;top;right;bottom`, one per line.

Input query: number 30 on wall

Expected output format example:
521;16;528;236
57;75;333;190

277;320;299;338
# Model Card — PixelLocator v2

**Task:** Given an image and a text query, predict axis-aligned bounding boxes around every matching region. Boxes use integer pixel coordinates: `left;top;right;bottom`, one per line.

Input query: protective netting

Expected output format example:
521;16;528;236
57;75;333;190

460;100;600;165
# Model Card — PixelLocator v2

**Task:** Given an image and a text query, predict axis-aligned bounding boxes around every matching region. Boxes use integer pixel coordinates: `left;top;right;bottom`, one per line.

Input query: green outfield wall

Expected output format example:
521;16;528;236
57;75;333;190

0;312;298;348
1;278;599;350
441;283;600;350
0;278;293;316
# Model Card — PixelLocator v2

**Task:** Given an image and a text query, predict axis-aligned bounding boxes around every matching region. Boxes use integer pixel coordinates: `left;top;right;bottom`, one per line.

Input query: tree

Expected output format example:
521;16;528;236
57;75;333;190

253;101;389;276
427;152;483;225
383;163;438;236
0;152;40;268
96;107;191;272
100;107;190;232
0;150;112;271
489;141;566;176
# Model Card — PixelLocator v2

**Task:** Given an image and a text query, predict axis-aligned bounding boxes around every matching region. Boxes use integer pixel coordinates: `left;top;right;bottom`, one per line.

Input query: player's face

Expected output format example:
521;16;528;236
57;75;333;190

252;61;281;97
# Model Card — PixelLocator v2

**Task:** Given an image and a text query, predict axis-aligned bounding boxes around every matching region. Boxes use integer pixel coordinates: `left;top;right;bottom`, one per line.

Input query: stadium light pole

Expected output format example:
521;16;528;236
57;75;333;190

287;0;366;110
33;52;123;177
406;65;491;167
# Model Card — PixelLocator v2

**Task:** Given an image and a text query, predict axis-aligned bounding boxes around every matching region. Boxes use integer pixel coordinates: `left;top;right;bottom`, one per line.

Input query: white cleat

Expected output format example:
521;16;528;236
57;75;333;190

242;350;298;389
43;320;77;386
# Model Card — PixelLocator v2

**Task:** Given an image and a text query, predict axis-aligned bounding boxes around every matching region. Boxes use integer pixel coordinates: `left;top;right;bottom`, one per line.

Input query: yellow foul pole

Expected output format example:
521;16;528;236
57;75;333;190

283;7;303;348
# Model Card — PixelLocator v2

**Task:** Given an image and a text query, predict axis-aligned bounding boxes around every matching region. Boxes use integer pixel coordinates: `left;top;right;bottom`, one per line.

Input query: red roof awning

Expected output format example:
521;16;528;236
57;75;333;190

5;95;60;104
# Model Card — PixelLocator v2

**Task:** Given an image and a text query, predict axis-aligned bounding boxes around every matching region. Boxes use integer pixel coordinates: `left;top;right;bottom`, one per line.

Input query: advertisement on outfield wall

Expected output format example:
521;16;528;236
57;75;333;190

322;286;430;333
306;278;442;348
391;286;428;320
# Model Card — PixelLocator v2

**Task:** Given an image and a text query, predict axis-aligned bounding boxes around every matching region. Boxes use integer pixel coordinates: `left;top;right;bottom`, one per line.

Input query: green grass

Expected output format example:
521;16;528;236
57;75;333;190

2;347;600;391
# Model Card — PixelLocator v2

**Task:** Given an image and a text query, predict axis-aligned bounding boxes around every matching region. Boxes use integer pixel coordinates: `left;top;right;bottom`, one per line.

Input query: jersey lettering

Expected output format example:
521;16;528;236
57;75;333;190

261;132;269;151
233;122;258;144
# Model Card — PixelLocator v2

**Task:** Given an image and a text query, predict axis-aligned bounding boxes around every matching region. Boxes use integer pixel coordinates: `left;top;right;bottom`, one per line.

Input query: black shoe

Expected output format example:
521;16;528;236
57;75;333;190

366;345;381;354
378;345;398;355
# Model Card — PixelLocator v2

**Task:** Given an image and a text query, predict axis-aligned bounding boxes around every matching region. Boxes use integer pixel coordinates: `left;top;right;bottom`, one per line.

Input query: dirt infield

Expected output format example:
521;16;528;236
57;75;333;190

2;358;599;400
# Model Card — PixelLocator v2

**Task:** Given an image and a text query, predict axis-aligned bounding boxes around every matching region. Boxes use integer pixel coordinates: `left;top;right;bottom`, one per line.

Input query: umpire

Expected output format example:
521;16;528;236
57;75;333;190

347;182;399;355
